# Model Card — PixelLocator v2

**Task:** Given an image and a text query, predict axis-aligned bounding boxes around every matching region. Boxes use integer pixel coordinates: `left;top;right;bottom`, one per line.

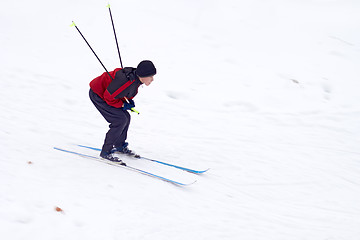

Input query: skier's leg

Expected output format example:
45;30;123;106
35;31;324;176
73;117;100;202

89;89;129;155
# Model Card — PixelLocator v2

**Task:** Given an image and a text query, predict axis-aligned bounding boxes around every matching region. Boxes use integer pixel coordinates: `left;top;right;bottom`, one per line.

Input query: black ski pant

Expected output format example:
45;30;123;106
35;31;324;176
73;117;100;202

89;89;130;155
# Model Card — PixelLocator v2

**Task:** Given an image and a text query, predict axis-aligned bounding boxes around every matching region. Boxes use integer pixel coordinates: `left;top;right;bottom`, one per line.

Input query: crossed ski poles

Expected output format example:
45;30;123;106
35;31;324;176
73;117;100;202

71;4;139;115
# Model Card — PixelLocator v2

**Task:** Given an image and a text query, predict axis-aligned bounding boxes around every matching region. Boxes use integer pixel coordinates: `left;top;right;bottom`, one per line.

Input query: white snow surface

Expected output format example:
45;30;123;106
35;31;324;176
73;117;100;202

1;0;360;239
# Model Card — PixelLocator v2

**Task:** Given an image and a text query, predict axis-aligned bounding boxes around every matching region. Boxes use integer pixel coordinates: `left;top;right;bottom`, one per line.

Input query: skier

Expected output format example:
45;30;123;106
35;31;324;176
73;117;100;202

89;60;156;163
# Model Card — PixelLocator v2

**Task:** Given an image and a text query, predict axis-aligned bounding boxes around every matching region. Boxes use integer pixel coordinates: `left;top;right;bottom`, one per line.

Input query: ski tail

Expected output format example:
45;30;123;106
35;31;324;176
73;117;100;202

77;145;101;151
54;147;98;159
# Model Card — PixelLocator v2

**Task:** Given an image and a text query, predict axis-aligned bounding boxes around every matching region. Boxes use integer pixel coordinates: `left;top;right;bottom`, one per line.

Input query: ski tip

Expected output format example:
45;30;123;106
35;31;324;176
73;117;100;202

173;180;197;187
191;168;210;174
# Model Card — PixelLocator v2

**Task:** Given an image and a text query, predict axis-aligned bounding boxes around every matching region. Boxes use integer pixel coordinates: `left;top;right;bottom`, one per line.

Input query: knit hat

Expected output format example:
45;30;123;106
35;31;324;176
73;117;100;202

136;60;157;77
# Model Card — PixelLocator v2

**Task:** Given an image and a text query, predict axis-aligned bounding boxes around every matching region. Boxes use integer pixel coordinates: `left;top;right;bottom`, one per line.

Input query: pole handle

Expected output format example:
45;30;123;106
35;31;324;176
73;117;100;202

124;97;140;115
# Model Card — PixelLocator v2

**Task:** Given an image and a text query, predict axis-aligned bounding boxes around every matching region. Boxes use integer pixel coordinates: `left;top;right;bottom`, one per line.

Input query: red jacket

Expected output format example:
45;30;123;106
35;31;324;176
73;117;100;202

90;68;142;108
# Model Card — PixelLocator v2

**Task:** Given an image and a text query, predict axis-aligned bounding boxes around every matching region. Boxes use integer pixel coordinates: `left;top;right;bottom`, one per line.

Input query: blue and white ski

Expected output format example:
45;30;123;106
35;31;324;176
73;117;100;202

54;147;196;186
77;144;209;174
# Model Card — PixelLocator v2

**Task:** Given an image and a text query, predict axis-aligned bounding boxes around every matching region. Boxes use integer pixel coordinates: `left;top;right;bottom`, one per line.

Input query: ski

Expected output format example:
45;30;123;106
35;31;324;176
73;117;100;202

53;147;195;186
77;144;209;174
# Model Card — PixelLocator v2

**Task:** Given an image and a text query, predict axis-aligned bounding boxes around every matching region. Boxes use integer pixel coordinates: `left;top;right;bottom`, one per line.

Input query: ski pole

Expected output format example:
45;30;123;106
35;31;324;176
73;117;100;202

71;21;114;81
124;97;140;114
71;20;139;115
107;4;123;69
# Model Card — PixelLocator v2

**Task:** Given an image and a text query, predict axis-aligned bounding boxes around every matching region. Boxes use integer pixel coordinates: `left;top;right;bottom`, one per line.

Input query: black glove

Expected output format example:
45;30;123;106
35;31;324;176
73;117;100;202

122;99;135;111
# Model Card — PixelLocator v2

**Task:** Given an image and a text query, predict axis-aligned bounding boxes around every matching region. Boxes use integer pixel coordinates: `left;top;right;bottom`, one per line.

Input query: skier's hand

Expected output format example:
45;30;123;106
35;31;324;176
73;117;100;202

122;99;135;111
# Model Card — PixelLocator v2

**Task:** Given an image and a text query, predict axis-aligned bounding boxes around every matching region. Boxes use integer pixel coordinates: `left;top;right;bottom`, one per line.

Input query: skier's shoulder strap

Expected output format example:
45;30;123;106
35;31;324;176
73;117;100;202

107;67;136;96
121;67;137;81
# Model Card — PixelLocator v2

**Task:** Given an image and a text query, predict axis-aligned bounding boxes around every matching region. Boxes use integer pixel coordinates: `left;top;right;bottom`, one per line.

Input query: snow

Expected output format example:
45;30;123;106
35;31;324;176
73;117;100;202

1;0;360;239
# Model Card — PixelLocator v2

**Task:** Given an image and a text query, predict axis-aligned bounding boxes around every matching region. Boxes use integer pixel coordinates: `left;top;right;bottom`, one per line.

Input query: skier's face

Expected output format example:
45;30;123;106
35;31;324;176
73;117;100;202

139;76;154;86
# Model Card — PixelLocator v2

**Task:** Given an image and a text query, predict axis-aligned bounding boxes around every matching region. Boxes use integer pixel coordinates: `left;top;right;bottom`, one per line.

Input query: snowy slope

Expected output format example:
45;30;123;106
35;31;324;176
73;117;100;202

1;0;360;239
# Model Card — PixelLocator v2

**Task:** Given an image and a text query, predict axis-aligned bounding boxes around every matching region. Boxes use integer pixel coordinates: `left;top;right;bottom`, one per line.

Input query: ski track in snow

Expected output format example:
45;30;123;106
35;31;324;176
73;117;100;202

1;0;360;239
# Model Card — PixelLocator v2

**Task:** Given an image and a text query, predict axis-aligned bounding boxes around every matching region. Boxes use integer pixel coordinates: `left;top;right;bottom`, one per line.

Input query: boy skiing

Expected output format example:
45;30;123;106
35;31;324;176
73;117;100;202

89;60;156;164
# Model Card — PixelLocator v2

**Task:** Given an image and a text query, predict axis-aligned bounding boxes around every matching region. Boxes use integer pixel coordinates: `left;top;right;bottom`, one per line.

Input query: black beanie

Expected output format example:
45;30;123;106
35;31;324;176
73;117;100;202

136;60;157;78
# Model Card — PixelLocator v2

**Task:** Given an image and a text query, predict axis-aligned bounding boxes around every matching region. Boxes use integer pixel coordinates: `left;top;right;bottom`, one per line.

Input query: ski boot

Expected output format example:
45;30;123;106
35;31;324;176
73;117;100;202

111;142;140;158
100;151;126;166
